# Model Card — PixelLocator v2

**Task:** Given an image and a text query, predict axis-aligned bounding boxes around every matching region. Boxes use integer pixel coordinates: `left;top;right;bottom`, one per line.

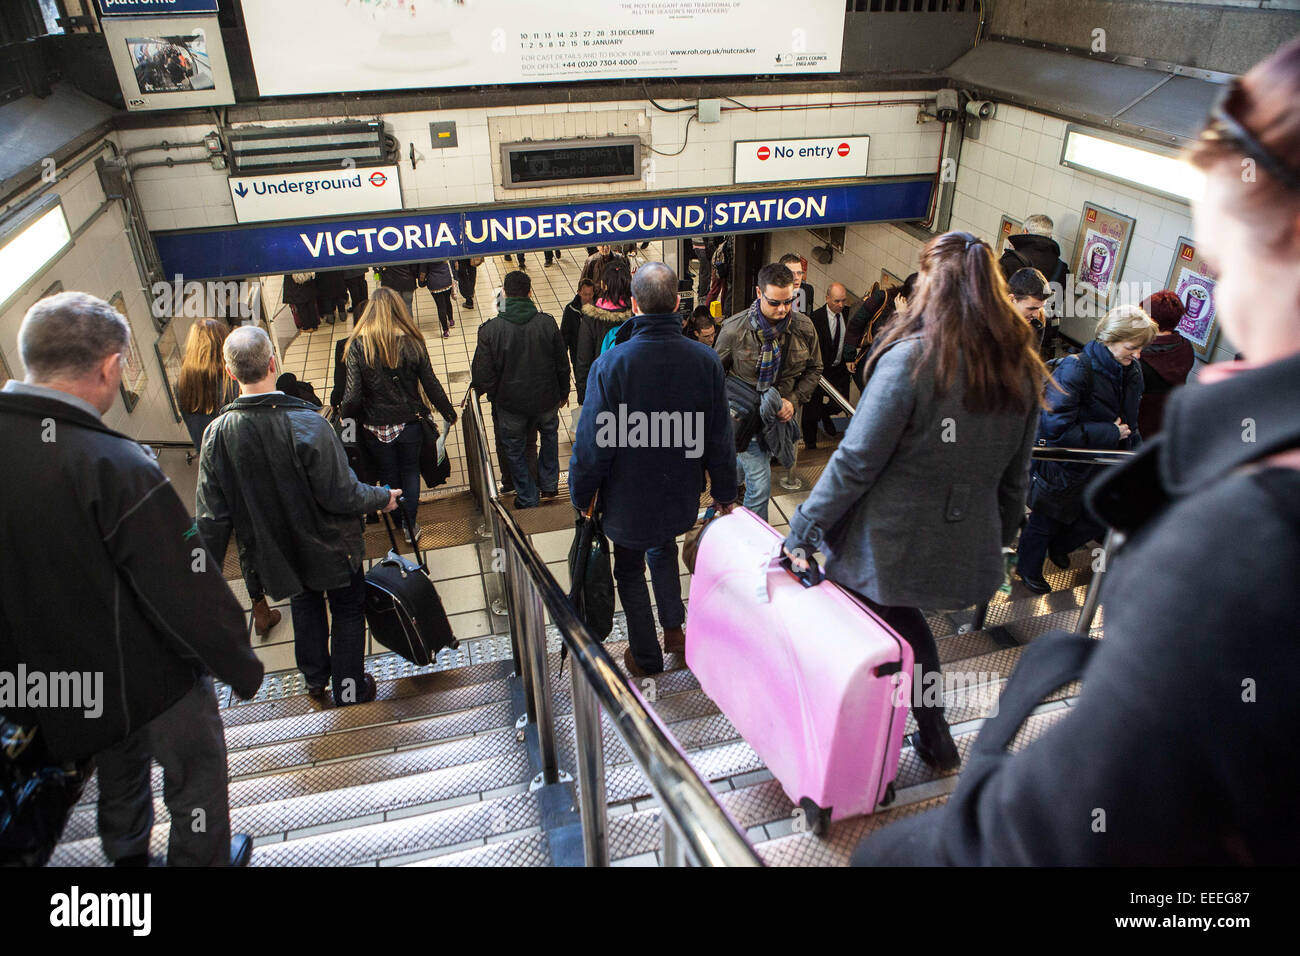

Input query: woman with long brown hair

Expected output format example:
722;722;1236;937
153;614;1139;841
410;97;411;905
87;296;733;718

178;318;281;637
784;231;1048;771
340;287;456;540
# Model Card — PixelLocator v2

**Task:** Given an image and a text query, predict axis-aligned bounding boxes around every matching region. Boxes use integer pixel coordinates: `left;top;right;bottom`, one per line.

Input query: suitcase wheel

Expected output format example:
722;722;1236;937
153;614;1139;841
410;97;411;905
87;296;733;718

878;782;897;809
798;797;832;837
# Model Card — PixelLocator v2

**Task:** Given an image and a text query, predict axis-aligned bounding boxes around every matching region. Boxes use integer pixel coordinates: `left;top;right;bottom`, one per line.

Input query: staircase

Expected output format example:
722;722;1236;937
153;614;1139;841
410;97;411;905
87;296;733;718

49;501;1097;867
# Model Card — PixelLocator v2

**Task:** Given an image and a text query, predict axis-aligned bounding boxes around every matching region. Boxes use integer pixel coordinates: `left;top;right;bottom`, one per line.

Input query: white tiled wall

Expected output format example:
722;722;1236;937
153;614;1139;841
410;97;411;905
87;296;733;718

1;136;190;443
122;91;945;232
948;104;1236;366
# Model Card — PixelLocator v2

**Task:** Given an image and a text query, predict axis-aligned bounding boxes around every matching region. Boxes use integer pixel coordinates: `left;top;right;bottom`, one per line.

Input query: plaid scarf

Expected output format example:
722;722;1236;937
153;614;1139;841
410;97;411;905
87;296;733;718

749;298;789;391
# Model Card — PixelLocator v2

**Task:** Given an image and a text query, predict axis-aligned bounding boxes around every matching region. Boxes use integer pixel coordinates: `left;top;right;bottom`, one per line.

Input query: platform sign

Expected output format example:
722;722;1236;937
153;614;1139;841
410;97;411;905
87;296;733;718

734;137;870;185
228;165;404;224
154;179;934;279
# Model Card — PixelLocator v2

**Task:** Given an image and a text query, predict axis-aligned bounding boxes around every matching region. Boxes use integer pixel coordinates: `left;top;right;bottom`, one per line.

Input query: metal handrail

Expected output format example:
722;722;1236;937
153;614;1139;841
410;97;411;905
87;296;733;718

458;386;762;867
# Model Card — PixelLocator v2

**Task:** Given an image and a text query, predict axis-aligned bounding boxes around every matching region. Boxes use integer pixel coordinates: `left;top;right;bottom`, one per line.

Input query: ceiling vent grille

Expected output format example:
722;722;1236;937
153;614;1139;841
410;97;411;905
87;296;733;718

226;121;393;176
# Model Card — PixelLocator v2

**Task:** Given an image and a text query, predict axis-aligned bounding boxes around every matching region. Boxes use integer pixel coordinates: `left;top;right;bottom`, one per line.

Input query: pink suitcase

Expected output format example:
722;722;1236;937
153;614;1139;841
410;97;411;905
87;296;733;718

685;508;913;833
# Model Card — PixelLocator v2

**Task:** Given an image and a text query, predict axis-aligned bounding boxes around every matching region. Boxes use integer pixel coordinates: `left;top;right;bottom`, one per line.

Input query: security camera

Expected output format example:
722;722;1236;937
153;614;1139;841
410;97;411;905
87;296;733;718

935;90;960;123
966;100;996;120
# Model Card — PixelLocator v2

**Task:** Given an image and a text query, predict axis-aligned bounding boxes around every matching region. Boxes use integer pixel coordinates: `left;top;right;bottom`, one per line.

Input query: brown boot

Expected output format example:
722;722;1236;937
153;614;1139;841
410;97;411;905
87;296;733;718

252;598;281;638
662;627;686;656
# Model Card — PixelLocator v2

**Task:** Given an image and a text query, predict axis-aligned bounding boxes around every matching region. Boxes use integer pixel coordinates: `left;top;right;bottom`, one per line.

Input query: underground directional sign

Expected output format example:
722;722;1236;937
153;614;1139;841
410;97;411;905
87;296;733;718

226;165;404;224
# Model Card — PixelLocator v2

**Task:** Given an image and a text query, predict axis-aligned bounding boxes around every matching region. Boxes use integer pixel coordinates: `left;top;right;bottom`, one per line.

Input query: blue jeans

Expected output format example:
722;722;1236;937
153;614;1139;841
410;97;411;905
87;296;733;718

364;422;422;529
496;405;559;508
735;436;772;522
289;566;367;705
613;540;684;674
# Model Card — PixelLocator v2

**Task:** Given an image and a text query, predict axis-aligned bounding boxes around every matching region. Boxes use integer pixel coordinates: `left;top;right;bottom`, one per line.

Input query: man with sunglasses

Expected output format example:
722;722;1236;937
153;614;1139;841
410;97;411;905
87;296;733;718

716;262;823;521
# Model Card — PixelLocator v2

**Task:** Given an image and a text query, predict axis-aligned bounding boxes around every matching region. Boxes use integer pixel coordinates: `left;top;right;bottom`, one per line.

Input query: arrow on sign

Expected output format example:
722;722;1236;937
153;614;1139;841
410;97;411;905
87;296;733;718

233;183;248;198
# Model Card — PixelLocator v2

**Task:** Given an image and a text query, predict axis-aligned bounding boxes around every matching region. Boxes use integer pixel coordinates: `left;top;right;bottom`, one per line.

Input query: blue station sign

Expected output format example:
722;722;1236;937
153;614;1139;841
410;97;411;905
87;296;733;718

153;180;933;279
97;0;220;15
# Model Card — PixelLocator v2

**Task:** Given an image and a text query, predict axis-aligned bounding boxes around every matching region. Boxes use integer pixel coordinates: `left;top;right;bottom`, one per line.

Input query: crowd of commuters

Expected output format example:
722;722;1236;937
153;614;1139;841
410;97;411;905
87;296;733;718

3;37;1296;869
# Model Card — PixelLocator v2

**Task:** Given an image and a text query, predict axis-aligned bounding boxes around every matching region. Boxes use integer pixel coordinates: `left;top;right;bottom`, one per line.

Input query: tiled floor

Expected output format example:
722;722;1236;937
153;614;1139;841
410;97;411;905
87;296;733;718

272;242;667;497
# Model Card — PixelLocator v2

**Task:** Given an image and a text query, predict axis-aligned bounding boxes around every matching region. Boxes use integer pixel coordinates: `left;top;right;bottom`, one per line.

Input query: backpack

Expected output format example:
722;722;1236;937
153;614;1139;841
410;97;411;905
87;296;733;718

599;323;623;355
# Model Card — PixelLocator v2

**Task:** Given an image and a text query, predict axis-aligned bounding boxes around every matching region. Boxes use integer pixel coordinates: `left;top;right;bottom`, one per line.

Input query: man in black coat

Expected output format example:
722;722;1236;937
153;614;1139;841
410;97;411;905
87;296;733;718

998;214;1068;286
802;282;852;450
197;326;401;706
561;278;595;370
471;271;571;509
0;292;264;866
779;253;816;316
569;263;738;677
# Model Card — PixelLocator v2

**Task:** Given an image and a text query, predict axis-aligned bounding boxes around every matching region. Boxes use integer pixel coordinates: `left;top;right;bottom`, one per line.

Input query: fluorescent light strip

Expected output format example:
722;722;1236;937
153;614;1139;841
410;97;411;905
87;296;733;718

0;201;72;313
1063;129;1205;202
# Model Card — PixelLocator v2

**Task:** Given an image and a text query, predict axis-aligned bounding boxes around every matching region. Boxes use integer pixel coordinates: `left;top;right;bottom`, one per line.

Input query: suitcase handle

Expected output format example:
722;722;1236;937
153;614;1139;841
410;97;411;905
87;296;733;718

777;551;822;588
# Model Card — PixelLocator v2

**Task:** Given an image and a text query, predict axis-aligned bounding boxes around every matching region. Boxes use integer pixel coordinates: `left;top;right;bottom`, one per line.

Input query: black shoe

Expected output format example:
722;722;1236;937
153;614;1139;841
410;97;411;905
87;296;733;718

335;672;377;706
230;834;253;867
909;727;961;773
1016;571;1053;595
539;489;559;500
804;440;818;451
114;852;150;867
306;682;329;699
1048;547;1071;570
464;298;474;308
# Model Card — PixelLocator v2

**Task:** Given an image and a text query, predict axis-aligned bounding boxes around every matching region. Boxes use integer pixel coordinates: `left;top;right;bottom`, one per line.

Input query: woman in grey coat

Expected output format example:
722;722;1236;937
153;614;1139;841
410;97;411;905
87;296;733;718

784;231;1048;771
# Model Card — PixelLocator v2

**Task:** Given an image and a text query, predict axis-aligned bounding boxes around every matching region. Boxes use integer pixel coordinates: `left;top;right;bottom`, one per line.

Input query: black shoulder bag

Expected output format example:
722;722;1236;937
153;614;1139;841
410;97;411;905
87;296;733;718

1;717;91;866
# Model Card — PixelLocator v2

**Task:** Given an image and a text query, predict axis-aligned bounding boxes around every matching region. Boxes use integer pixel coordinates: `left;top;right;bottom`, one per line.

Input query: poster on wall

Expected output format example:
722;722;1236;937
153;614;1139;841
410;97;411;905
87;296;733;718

1069;202;1136;312
101;15;235;111
1164;237;1220;360
110;292;148;413
240;0;845;97
995;215;1023;259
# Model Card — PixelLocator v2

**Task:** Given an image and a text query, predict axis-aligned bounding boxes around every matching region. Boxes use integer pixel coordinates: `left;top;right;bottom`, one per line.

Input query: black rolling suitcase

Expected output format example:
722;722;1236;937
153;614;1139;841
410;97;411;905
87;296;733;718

364;508;458;665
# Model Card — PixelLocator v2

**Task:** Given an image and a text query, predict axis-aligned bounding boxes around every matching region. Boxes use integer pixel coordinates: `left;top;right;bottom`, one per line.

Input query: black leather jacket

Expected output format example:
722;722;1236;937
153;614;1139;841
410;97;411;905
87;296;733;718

0;390;263;763
196;393;392;599
339;337;456;426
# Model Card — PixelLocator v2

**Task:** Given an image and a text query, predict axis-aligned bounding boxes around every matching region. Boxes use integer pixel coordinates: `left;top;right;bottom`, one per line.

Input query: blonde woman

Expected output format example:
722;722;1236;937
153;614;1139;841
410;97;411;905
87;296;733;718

340;287;456;539
178;318;280;637
1016;304;1157;592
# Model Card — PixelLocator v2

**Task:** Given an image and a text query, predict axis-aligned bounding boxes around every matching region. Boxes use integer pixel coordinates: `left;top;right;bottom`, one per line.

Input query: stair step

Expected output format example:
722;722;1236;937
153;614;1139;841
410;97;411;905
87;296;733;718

49;752;534;864
404;830;552;867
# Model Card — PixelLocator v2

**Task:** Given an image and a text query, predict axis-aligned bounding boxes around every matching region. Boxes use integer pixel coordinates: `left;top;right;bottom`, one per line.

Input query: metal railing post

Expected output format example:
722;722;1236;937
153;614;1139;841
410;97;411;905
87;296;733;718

510;547;560;785
1074;527;1120;635
662;817;687;867
504;543;537;719
569;664;609;866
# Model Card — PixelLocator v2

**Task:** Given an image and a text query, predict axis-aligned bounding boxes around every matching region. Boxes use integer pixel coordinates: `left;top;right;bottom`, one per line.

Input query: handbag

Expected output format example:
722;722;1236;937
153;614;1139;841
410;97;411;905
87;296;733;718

681;505;717;574
566;494;615;650
324;405;377;485
1;717;90;867
417;413;451;488
725;375;762;453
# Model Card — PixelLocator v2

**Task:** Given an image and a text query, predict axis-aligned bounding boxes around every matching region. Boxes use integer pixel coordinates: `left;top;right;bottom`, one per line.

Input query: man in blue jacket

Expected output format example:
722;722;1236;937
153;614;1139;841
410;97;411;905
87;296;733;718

569;263;738;677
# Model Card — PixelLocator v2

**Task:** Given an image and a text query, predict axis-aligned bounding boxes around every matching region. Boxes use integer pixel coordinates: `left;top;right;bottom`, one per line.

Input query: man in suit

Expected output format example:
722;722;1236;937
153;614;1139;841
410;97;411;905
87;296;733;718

779;253;816;316
802;282;852;450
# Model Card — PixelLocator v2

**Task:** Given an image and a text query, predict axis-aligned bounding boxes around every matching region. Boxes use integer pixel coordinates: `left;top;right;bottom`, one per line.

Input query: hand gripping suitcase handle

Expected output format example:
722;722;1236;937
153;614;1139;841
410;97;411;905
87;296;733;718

765;541;822;591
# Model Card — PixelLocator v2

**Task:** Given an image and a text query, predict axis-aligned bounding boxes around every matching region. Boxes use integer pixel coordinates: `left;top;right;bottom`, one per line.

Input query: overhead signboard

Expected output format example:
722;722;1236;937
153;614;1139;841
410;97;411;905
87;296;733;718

240;0;844;97
97;0;219;15
228;165;404;224
734;137;871;185
101;14;235;111
152;179;934;279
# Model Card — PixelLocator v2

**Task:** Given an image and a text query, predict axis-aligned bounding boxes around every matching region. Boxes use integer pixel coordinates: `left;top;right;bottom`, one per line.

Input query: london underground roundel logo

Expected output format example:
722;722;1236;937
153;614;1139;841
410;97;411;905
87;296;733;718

756;146;770;161
837;142;851;157
369;171;388;187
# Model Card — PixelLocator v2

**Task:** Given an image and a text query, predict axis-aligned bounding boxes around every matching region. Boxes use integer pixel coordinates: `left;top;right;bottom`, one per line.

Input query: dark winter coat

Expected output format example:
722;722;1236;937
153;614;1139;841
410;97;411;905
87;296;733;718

340;336;455;427
421;261;454;291
314;269;348;300
574;301;631;404
196;393;393;600
471;298;570;417
1137;331;1195;438
569;313;737;550
0;388;263;763
1033;339;1143;496
856;350;1300;865
560;294;584;366
379;263;420;293
281;273;317;304
999;233;1068;286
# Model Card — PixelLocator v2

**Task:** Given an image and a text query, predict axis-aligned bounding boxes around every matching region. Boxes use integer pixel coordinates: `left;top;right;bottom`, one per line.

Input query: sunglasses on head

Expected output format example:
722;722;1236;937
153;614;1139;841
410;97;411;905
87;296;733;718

1204;79;1300;193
